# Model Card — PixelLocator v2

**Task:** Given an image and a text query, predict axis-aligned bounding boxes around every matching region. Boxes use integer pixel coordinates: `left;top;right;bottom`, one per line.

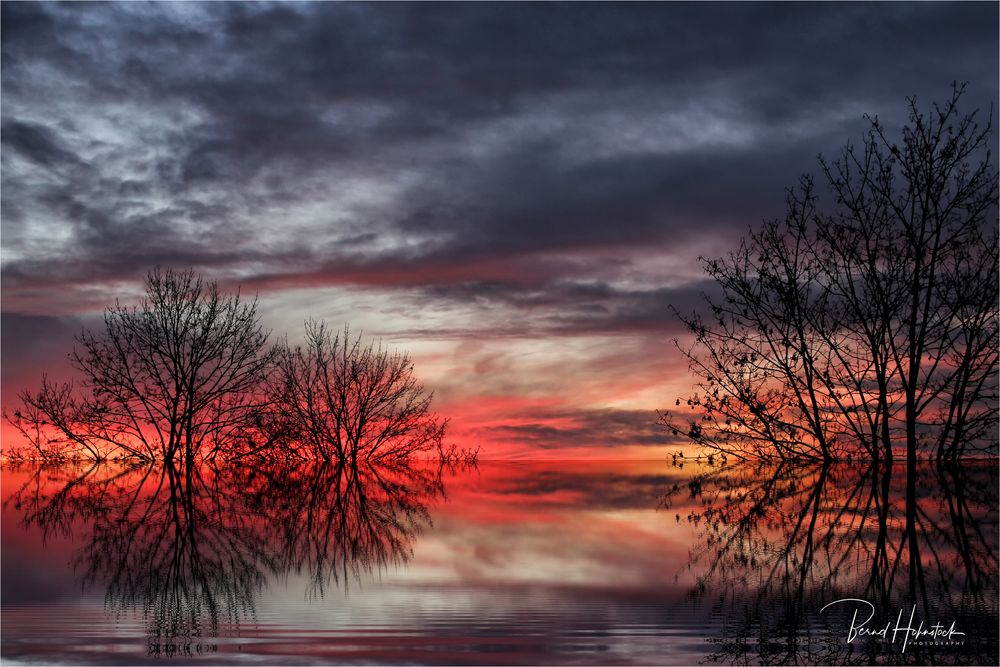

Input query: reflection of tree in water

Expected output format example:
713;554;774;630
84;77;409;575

4;456;453;656
663;460;998;665
1;266;471;655
239;458;446;600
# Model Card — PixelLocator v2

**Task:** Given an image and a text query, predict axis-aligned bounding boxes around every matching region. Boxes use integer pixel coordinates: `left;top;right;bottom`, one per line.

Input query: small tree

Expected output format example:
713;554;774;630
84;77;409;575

665;86;998;462
7;268;275;461
268;320;446;463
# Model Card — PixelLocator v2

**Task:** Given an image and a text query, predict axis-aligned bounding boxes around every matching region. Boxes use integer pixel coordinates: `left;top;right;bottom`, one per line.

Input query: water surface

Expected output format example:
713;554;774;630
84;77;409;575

2;459;996;665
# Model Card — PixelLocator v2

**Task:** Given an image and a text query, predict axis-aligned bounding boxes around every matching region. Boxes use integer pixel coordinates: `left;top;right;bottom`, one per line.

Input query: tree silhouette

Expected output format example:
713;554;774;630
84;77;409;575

7;268;275;462
665;86;998;462
267;320;447;463
5;272;460;465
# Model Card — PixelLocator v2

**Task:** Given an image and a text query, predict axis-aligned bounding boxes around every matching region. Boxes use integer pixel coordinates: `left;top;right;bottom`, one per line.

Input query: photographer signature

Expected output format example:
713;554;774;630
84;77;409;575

820;598;965;653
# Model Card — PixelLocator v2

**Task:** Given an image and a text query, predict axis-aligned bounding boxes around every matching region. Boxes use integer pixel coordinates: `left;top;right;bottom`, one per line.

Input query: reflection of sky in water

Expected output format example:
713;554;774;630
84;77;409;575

1;462;712;664
321;465;702;664
2;461;996;665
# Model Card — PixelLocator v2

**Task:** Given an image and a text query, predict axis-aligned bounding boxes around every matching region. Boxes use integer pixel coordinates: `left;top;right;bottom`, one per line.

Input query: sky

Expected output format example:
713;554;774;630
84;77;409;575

1;1;998;459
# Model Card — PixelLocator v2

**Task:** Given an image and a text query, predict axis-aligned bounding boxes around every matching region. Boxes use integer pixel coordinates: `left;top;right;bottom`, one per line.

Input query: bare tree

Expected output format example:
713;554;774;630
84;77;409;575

268;320;447;463
664;86;998;462
7;268;275;462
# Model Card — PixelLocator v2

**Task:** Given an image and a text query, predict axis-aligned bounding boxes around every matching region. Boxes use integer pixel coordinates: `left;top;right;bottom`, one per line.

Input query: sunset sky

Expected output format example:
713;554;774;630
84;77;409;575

2;2;997;458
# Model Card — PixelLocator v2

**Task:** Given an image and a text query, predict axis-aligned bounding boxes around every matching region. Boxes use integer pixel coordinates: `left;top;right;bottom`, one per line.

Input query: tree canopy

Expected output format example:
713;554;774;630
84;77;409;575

6;269;453;464
664;86;998;463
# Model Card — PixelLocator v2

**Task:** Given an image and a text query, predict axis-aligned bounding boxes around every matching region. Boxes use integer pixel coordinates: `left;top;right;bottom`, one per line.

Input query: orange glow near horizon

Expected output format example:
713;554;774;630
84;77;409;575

0;300;699;460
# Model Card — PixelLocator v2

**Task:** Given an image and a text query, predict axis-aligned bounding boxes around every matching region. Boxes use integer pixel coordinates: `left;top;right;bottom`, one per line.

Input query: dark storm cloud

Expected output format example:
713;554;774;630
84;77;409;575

417;279;723;337
2;1;997;318
0;120;87;170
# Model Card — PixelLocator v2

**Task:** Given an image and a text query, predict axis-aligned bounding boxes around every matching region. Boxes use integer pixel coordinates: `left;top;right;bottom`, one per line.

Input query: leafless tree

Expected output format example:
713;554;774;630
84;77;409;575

267;320;447;463
7;268;275;462
664;85;998;463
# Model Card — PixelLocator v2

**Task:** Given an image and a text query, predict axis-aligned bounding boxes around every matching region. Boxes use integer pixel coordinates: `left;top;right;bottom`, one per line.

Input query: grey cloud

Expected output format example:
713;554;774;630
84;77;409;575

1;1;996;305
1;120;86;170
418;279;722;337
396;136;848;263
485;408;673;449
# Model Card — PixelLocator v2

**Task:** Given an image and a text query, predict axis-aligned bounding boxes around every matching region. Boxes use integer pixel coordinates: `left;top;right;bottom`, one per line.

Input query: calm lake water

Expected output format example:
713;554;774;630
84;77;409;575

2;459;997;665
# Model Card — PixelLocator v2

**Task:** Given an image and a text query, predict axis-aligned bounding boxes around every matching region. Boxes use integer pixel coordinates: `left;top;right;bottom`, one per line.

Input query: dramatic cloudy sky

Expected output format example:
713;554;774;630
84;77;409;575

2;2;997;458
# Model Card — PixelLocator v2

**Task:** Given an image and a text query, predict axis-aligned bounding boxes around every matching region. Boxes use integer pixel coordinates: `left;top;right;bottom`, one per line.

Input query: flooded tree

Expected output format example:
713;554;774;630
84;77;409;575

7;269;275;462
665;86;998;462
5;271;460;465
267;320;447;463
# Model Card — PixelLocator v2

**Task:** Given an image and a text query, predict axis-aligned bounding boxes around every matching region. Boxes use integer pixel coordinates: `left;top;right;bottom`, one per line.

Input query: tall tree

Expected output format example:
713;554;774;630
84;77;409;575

666;86;998;462
267;320;447;463
8;268;275;461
